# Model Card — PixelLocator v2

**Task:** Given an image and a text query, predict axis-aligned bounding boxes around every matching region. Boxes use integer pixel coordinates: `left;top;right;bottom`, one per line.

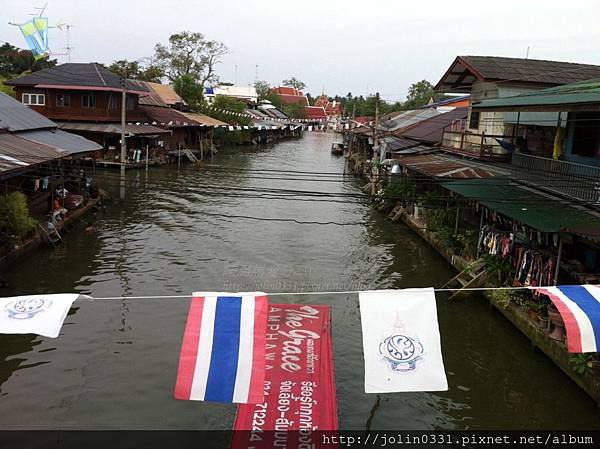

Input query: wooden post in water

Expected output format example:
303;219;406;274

145;145;149;172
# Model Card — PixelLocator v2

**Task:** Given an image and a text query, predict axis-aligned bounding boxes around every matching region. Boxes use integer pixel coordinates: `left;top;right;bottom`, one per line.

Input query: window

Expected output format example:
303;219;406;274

81;93;96;108
22;93;45;106
468;110;480;130
56;93;70;107
109;94;118;110
126;95;135;111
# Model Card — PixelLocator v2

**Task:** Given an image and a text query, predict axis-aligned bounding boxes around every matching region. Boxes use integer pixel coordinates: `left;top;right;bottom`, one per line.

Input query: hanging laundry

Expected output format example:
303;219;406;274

0;294;79;338
359;289;448;393
174;292;268;404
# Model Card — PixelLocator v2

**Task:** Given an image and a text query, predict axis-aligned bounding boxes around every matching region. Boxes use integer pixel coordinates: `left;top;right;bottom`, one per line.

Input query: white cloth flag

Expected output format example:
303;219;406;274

0;294;78;338
359;288;448;393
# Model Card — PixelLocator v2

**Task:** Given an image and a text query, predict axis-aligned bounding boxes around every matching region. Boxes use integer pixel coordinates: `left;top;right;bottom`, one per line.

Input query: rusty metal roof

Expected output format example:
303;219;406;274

393;153;502;179
56;121;170;135
140;105;201;127
179;111;227;127
0;133;66;177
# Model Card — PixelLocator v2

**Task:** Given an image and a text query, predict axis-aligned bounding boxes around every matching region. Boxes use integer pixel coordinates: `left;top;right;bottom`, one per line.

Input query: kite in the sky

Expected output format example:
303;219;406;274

18;17;50;60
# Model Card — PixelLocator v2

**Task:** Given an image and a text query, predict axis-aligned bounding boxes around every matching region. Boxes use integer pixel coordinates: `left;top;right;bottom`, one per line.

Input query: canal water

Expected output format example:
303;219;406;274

1;132;599;430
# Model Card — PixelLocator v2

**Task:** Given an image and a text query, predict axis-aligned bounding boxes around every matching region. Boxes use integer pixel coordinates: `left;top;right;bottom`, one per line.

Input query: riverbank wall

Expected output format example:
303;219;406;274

395;207;600;406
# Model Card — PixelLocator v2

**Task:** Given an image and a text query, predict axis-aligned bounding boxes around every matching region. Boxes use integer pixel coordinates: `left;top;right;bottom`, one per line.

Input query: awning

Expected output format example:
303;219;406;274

17;129;102;155
56;122;170;136
395;154;502;179
178;111;227;127
472;79;600;112
0;133;66;177
441;178;600;232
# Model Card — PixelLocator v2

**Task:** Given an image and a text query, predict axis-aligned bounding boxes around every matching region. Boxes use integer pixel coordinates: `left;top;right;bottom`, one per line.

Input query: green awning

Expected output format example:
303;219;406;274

472;79;600;112
441;178;600;232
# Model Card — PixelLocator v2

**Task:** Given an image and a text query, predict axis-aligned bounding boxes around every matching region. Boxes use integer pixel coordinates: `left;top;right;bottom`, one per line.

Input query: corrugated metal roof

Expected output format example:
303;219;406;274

442;178;600;232
140;105;200;127
473;79;600;112
0;133;65;177
56;121;170;136
5;63;149;93
381;109;441;132
400;108;468;143
394;154;501;179
178;111;227;127
138;82;186;107
17;129;102;155
0;92;56;132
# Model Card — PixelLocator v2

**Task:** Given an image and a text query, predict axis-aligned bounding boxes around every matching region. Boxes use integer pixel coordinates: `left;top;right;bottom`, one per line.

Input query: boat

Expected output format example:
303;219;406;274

331;142;345;156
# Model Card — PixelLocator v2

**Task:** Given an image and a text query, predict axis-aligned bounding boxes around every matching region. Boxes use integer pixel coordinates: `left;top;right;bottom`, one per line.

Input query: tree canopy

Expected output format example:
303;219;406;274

402;80;435;110
153;31;228;99
107;59;164;83
0;43;56;77
282;77;306;91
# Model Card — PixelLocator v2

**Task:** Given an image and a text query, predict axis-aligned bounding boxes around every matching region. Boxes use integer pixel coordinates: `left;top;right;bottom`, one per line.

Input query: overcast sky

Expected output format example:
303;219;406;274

2;0;600;102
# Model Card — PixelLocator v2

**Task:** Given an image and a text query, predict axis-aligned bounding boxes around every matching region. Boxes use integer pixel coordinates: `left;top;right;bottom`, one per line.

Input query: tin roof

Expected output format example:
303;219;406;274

472;79;600;112
442;178;600;232
0;133;66;177
56;121;170;136
400;108;468;143
17;129;102;154
178;111;228;127
0;92;57;132
140;105;200;127
138;82;186;107
381;109;441;132
393;154;502;179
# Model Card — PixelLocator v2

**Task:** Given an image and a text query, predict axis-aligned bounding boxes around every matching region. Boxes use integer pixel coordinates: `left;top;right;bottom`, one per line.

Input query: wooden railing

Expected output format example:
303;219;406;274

511;153;600;205
441;130;515;161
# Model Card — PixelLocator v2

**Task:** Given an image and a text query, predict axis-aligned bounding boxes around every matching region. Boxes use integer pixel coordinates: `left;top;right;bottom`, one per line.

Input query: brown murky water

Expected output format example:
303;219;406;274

1;132;599;430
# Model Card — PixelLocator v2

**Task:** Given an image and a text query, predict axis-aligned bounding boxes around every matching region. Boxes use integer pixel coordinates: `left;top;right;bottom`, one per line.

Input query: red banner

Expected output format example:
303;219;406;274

231;304;338;449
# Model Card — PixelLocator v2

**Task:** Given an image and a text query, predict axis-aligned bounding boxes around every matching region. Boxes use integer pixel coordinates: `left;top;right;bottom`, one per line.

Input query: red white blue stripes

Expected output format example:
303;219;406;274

537;285;600;353
174;292;268;403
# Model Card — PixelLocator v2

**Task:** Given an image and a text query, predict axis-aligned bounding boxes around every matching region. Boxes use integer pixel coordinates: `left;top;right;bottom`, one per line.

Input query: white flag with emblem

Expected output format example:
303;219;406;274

0;294;79;338
359;288;448;393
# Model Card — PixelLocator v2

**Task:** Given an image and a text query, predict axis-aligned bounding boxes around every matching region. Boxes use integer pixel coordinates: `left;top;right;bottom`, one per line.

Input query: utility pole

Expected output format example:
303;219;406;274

371;92;380;196
120;67;127;166
119;65;127;200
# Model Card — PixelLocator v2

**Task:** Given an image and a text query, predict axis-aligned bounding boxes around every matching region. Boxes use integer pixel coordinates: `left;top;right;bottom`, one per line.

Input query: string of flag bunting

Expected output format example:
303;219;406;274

4;285;595;441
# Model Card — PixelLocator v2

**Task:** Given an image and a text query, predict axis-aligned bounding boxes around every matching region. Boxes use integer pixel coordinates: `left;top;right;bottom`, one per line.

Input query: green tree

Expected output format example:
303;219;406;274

0;192;36;244
282;77;306;91
108;58;164;82
204;96;252;126
254;80;271;100
403;80;434;110
172;75;204;109
153;31;228;98
282;102;307;119
0;42;56;76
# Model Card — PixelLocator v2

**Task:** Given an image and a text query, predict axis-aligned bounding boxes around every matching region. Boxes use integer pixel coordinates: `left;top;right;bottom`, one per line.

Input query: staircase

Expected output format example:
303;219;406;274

38;222;62;247
182;148;199;163
443;259;488;300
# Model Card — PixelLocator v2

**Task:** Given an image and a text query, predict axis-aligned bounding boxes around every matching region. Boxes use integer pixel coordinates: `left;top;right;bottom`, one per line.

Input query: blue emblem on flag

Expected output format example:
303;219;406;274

380;334;424;372
6;298;52;320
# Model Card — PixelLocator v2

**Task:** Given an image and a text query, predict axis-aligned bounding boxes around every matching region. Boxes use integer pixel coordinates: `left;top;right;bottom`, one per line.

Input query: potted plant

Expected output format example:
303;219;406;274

548;303;566;342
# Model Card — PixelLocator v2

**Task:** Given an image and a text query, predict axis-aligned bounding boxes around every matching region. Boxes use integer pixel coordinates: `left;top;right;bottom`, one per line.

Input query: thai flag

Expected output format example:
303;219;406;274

174;292;268;403
537;285;600;353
